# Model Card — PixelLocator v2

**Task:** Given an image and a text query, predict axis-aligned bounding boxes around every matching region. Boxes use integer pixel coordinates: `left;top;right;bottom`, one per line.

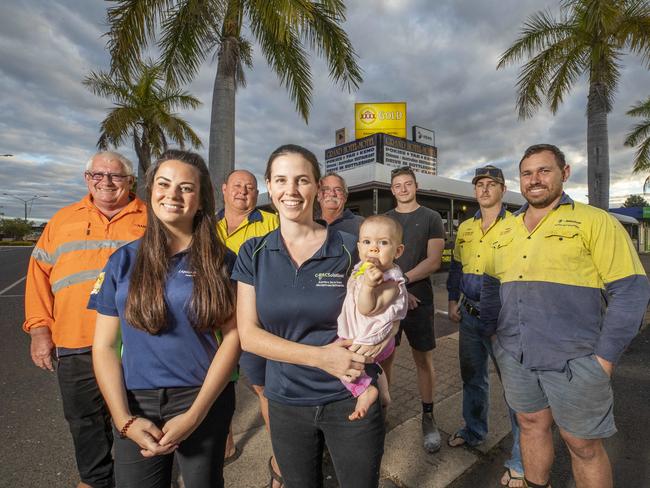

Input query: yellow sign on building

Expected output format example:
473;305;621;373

355;102;407;139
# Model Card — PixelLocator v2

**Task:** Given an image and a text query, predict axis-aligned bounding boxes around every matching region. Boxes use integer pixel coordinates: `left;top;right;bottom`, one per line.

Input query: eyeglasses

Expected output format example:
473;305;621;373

85;171;131;182
319;186;345;195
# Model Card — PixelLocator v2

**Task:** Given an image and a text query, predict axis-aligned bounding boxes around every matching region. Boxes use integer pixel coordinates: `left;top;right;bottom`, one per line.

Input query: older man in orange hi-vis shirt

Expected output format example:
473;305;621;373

23;151;146;488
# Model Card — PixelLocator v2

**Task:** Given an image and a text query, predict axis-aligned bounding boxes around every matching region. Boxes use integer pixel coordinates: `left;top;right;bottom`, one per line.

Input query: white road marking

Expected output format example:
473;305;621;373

0;276;26;295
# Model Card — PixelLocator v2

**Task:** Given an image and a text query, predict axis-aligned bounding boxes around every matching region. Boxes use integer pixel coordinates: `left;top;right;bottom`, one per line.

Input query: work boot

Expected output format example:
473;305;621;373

422;411;441;453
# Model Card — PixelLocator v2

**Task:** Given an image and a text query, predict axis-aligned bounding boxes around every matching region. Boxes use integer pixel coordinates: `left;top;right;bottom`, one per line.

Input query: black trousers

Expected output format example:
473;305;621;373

57;352;114;488
114;382;235;488
269;396;385;488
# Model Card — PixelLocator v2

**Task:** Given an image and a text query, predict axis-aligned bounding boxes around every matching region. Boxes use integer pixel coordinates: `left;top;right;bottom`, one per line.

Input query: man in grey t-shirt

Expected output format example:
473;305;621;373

384;166;445;454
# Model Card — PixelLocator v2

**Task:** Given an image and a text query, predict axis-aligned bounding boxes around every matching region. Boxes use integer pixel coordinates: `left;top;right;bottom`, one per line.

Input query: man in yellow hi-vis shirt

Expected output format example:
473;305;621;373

446;166;524;487
481;144;650;488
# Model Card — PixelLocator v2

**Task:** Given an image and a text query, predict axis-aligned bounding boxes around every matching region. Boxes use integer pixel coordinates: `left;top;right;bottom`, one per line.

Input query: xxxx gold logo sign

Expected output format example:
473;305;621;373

359;108;377;125
355;102;407;138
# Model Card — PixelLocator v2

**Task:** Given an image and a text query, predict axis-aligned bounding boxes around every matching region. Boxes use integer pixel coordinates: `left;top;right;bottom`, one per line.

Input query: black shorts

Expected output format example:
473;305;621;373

395;303;436;351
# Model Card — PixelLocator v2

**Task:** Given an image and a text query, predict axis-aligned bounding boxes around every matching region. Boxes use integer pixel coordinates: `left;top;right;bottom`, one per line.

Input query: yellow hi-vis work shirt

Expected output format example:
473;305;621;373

481;193;650;371
447;205;510;303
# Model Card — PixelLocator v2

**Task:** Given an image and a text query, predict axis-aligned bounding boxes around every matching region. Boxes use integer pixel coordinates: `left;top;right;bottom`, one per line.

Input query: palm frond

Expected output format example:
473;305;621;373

294;1;362;91
98;106;141;147
248;5;313;121
547;45;588;113
83;71;130;102
497;10;573;69
513;36;579;119
626;97;650;118
624;119;650;148
624;96;650;172
618;1;650;67
631;135;650;173
158;0;226;86
106;0;175;77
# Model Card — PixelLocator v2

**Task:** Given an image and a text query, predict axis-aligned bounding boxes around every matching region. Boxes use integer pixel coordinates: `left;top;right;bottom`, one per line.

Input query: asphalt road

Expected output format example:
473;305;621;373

0;246;79;488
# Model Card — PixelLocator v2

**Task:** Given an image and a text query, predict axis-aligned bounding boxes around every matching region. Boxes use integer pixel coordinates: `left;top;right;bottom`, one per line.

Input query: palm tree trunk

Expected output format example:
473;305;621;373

208;37;237;209
133;129;151;199
587;81;610;210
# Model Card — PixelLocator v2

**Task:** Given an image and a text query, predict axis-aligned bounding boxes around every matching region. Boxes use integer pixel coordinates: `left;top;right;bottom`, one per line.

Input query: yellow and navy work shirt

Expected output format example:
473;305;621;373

481;193;650;371
447;205;509;305
216;208;279;254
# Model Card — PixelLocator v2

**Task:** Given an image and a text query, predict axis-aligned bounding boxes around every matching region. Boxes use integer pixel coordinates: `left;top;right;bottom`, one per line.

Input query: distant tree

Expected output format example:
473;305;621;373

624;96;650;173
83;61;202;197
623;194;649;207
497;0;650;210
0;218;33;240
106;0;362;206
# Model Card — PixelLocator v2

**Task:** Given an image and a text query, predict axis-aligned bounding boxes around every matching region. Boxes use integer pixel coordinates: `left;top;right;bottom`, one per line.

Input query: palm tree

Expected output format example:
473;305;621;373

83;61;202;197
105;0;362;206
497;0;650;210
624;96;650;173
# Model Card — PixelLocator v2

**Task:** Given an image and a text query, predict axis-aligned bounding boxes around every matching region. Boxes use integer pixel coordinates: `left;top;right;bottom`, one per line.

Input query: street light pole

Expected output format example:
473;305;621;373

2;193;48;222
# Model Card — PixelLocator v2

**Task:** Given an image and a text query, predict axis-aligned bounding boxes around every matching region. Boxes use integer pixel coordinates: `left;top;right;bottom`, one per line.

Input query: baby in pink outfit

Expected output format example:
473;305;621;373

337;215;408;420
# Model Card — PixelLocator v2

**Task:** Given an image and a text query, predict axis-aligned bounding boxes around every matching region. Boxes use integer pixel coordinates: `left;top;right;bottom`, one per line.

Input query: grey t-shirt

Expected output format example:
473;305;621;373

385;206;445;303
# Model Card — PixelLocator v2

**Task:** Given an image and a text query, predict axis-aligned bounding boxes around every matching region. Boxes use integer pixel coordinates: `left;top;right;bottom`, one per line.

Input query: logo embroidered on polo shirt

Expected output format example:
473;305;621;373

314;272;345;288
90;272;105;294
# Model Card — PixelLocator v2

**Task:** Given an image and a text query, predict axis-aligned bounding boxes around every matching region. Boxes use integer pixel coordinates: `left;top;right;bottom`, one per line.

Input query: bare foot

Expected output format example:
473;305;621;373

500;468;526;487
224;429;236;460
349;385;379;421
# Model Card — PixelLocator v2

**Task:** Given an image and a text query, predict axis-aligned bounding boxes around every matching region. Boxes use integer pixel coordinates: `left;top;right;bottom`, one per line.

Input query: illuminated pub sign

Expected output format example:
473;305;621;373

324;133;437;175
355;102;407;139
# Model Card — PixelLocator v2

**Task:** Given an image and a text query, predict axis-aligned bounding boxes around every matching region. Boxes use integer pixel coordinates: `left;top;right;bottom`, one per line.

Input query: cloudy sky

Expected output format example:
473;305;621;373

1;0;649;220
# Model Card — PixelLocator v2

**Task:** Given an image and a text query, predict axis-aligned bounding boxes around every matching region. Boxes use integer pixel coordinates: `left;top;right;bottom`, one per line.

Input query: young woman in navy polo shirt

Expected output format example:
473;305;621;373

233;144;386;488
90;150;239;488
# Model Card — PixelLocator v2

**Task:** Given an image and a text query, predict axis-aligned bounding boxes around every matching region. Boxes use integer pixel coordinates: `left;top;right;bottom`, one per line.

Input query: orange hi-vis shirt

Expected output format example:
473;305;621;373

23;194;146;350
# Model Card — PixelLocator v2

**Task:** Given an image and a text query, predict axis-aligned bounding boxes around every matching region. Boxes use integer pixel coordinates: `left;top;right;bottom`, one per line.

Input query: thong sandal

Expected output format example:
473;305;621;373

500;468;525;487
268;456;284;488
447;430;467;448
224;446;241;466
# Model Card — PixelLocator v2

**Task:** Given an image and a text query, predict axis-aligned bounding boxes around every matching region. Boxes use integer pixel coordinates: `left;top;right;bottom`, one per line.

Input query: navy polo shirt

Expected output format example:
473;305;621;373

232;227;358;406
88;240;236;390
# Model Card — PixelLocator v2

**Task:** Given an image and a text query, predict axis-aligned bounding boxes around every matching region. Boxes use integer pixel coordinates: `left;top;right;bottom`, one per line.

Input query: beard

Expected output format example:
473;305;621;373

524;185;563;208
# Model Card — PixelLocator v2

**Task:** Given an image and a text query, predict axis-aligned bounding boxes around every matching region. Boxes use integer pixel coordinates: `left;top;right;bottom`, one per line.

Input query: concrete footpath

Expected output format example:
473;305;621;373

223;259;650;488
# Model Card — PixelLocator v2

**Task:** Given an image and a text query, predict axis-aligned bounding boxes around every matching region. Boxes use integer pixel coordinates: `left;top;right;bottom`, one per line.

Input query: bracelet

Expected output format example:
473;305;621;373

119;416;138;439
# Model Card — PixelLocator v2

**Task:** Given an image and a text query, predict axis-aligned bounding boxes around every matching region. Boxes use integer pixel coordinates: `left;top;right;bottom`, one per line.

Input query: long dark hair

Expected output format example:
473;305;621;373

125;149;235;334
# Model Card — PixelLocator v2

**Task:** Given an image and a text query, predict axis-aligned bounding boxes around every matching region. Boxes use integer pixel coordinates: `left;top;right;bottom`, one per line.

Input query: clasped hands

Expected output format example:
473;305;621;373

121;411;200;457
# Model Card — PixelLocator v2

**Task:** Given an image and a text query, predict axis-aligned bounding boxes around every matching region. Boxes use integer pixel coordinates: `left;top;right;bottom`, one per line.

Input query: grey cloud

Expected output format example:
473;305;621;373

1;0;648;219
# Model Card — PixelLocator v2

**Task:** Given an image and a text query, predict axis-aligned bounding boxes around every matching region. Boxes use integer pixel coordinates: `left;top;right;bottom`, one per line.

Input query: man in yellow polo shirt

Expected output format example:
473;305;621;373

446;165;524;487
217;169;278;254
482;144;650;488
217;169;280;482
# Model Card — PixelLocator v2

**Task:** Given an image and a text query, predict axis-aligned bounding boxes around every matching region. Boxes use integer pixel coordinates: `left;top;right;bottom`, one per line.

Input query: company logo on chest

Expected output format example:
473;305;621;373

314;272;345;288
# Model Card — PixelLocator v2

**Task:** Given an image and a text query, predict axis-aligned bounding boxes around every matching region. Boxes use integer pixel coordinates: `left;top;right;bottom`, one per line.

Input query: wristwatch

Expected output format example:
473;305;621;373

403;274;410;285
